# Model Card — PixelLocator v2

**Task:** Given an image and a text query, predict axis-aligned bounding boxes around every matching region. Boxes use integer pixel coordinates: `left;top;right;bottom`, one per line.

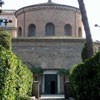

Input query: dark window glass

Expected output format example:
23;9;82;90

45;23;55;36
18;27;22;37
64;24;72;36
28;24;36;36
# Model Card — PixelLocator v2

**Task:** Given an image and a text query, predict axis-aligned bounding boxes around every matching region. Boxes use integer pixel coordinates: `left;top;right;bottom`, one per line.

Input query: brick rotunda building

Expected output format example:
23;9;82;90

13;0;85;94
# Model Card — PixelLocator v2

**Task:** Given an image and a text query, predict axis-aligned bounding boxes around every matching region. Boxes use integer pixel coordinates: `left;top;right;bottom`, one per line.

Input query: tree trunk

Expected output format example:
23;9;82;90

78;0;94;57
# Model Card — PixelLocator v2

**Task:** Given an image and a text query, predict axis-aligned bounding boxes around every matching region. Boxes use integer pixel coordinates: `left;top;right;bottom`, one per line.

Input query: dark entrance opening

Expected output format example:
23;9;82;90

45;74;57;94
51;81;56;94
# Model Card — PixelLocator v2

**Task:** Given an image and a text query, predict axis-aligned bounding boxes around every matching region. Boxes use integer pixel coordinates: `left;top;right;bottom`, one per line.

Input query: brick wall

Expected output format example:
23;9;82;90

12;38;85;69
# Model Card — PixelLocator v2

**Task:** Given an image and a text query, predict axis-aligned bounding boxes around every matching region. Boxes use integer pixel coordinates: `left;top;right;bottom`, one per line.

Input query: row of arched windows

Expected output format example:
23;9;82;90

18;23;82;37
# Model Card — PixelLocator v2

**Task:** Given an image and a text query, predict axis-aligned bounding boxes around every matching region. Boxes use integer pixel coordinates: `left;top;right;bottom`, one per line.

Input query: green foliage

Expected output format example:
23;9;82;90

58;68;69;81
0;46;33;100
58;68;69;76
81;42;89;62
69;52;100;100
16;61;33;99
31;65;43;81
31;65;43;75
19;95;30;100
0;46;17;100
0;31;11;50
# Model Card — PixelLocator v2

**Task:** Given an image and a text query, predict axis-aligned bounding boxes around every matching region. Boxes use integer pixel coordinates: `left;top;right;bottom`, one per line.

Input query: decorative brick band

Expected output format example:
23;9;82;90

15;4;80;17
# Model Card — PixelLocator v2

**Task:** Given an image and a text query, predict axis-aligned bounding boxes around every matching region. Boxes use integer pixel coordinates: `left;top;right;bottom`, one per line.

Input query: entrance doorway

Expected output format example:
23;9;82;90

45;74;57;94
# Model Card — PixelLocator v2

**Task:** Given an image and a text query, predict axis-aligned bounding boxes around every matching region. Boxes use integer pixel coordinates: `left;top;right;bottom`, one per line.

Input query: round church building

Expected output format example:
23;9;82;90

15;0;83;38
14;0;85;94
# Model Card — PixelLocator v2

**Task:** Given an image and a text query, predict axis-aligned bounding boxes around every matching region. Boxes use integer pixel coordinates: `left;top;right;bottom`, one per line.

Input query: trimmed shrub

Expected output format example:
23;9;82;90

0;31;11;50
16;60;33;99
69;52;100;100
0;46;33;100
0;46;17;100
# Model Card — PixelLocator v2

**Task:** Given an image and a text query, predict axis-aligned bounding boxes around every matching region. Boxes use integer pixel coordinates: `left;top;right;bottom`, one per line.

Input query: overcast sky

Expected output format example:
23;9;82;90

2;0;100;41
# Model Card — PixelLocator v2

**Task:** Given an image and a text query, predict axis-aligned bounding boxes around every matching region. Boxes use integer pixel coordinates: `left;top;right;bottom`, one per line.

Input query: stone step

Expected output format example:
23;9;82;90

30;95;74;100
40;94;64;100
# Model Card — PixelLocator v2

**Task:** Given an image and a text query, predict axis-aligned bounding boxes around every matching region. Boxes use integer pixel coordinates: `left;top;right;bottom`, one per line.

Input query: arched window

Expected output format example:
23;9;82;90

18;27;22;37
78;27;82;37
45;22;55;36
64;24;72;36
28;24;36;36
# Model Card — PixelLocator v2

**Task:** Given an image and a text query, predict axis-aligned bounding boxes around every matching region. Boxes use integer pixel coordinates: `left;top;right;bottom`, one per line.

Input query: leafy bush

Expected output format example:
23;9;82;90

0;46;33;100
31;65;43;81
0;46;17;100
69;52;100;100
0;31;11;50
58;68;69;78
16;61;33;99
19;95;30;100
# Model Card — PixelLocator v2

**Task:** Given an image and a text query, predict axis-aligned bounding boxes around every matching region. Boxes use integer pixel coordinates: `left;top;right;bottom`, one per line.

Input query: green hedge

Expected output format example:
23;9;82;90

0;46;33;100
69;52;100;100
0;46;17;100
16;60;33;99
0;31;11;50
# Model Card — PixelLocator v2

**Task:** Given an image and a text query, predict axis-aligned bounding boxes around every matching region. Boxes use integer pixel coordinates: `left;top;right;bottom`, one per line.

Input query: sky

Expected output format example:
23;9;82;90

2;0;100;41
